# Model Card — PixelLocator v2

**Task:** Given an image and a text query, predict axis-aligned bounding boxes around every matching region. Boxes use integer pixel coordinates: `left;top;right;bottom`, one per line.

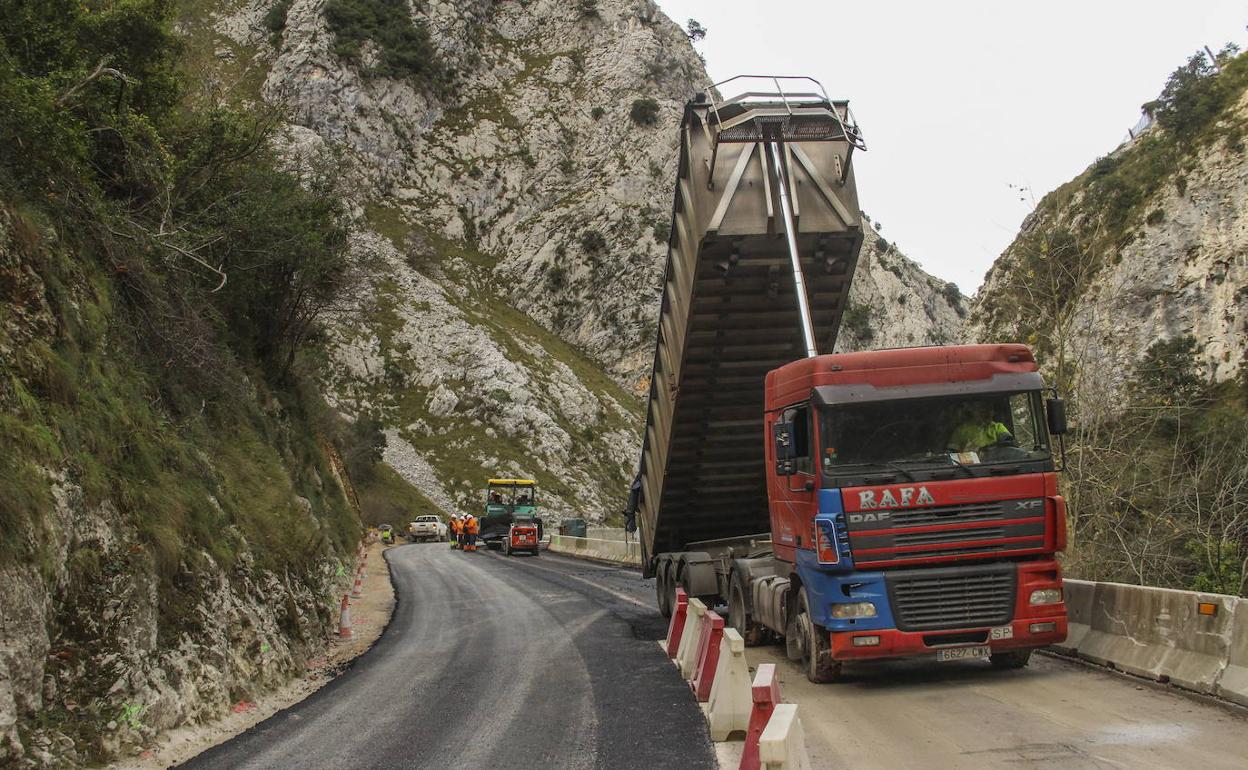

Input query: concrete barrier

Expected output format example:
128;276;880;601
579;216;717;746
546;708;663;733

1217;597;1248;707
1052;578;1094;655
677;599;708;679
547;533;642;566
758;704;811;770
705;629;751;741
1076;581;1236;695
691;611;725;702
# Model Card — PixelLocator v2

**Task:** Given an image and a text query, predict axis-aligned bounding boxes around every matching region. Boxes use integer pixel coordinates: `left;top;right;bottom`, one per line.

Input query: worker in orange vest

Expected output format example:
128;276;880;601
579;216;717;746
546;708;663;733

450;514;463;549
464;514;480;552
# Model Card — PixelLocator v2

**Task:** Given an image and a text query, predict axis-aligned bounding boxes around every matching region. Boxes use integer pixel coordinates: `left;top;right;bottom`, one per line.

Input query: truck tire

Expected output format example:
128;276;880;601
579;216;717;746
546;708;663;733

728;578;769;647
502;538;510;556
795;590;842;684
655;559;673;618
989;649;1032;670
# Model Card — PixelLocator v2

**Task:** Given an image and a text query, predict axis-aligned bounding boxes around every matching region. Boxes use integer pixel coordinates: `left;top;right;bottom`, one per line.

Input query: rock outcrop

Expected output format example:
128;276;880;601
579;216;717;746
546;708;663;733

207;0;969;522
969;87;1248;403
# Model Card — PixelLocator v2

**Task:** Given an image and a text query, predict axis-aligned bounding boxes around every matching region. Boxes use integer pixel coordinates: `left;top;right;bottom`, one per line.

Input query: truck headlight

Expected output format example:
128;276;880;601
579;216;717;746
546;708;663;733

1029;588;1062;606
831;602;877;619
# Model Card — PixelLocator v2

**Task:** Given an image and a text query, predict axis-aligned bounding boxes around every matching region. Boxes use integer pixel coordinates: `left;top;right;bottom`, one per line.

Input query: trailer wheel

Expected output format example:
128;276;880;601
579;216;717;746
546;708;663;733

655;559;673;618
989;649;1032;670
796;591;842;683
728;579;768;647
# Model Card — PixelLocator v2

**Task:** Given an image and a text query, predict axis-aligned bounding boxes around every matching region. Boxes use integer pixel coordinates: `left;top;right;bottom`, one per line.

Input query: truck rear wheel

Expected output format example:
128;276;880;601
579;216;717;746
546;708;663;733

655;560;673;618
989;649;1032;670
795;591;842;684
728;579;768;647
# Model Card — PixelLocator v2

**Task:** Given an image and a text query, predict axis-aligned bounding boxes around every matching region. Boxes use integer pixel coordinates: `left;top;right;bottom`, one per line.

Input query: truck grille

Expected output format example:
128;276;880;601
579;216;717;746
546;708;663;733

886;565;1016;632
887;501;1003;527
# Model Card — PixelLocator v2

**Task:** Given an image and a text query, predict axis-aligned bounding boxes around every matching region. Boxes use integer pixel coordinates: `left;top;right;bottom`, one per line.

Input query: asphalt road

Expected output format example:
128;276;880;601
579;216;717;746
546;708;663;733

180;545;715;770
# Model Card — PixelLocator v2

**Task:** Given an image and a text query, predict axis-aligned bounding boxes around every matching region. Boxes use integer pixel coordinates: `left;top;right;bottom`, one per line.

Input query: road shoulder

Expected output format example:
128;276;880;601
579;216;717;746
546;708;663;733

107;541;398;770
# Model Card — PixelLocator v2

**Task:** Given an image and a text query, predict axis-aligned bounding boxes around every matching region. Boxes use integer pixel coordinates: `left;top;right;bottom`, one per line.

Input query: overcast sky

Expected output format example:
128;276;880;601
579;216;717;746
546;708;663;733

655;1;1247;293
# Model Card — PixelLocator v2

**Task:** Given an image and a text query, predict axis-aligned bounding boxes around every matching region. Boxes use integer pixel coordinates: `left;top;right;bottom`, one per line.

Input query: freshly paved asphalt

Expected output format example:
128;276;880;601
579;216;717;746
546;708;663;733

180;545;715;770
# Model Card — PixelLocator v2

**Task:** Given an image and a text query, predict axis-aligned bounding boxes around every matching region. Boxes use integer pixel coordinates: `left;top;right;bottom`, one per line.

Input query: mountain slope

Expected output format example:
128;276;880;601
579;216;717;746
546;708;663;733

206;0;973;520
969;50;1248;402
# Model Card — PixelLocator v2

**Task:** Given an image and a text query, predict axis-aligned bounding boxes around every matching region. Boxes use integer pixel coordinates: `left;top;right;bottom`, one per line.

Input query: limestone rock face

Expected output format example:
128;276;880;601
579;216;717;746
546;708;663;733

835;222;967;353
212;0;964;521
969;91;1248;399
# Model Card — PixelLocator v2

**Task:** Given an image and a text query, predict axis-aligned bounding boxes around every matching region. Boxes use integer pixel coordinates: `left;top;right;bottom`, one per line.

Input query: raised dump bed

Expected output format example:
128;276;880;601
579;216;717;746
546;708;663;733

637;77;866;571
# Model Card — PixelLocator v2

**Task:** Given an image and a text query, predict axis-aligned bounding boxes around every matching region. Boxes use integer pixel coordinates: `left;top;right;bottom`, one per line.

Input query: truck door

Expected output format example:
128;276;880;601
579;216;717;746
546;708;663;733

769;403;817;563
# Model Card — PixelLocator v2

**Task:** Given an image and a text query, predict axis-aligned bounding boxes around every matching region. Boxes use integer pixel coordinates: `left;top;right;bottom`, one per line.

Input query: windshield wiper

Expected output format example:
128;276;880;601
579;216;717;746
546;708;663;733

896;453;974;477
833;461;917;482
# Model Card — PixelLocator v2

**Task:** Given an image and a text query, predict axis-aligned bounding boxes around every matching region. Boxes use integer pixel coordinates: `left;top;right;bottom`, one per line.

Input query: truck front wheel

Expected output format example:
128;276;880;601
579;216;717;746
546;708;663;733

795;591;842;684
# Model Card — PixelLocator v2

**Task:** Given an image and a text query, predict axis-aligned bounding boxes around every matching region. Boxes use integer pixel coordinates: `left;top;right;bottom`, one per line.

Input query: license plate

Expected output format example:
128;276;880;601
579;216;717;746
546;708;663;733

936;645;991;662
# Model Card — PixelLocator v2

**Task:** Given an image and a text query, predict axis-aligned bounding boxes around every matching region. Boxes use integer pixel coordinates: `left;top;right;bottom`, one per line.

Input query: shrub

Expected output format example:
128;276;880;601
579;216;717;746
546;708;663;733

686;19;707;42
323;0;450;92
842;303;873;342
629;97;661;126
652;219;671;244
591;106;605;120
263;0;294;33
580;230;607;255
1155;51;1228;141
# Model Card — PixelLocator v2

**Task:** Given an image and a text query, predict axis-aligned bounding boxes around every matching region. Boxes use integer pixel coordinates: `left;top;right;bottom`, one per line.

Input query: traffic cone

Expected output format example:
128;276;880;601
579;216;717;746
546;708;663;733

338;594;353;639
351;571;364;598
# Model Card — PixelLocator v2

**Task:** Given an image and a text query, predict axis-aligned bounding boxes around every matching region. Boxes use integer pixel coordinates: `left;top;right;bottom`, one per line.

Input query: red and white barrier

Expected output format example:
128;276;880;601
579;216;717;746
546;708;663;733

705;628;751;741
665;588;690;658
740;664;781;770
758;704;811;770
337;594;353;639
677;598;708;678
691;610;725;702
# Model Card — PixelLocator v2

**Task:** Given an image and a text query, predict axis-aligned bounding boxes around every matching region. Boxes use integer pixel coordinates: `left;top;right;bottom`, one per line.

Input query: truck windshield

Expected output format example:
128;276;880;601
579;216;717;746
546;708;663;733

819;391;1051;473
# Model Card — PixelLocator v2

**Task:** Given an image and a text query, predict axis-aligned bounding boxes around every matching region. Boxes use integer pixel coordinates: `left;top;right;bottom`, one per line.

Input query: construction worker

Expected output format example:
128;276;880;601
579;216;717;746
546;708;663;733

450;514;462;549
464;513;480;552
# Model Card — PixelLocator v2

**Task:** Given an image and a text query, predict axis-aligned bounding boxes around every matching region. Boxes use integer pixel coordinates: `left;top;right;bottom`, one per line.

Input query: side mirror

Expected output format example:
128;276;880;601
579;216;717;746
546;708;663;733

1046;397;1068;436
773;421;796;476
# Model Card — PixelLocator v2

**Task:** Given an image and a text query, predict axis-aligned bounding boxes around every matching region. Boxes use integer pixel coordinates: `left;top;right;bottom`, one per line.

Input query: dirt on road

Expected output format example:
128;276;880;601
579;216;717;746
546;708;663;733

108;540;397;770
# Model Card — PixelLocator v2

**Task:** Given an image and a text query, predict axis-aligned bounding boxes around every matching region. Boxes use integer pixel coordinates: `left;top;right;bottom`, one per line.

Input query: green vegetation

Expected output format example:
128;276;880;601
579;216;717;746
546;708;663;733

629;97;661;126
356;462;442;527
324;0;450;93
263;0;294;33
0;0;367;637
1067;338;1248;595
842;302;874;342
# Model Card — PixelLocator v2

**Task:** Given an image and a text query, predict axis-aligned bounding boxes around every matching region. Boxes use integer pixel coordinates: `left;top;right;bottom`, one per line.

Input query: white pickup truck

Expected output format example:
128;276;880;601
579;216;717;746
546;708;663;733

407;515;448;542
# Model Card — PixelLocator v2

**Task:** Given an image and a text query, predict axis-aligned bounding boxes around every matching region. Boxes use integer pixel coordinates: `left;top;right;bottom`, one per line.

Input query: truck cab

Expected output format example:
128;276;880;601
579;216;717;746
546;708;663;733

765;344;1068;679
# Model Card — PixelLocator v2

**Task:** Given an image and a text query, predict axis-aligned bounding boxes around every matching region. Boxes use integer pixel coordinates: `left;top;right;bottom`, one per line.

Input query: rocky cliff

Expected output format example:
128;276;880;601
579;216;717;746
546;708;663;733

208;0;966;521
835;221;967;352
969;51;1248;403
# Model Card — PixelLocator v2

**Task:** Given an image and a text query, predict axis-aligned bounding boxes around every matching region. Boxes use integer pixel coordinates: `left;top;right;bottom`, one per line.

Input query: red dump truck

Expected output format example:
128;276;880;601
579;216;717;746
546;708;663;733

635;77;1069;682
